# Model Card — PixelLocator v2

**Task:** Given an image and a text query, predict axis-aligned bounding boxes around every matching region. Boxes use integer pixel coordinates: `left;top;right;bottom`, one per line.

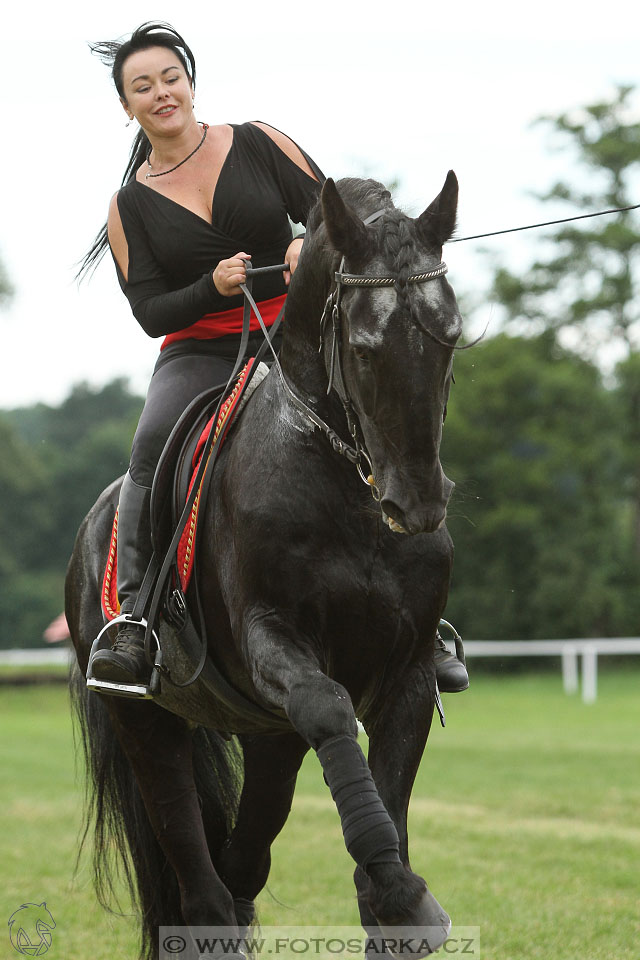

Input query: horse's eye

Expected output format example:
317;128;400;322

353;348;370;363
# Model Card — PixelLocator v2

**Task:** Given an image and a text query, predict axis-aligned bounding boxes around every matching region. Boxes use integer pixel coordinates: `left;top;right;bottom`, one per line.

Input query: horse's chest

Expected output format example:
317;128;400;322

318;536;444;634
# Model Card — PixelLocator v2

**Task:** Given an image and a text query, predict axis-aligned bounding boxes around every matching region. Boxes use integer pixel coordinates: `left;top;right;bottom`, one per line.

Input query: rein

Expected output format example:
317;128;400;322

239;271;366;468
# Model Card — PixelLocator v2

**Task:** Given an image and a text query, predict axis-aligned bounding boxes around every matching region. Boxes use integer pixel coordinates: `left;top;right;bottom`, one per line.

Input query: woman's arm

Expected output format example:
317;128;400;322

107;193;250;337
248;123;325;284
250;122;320;182
283;236;304;286
248;121;324;226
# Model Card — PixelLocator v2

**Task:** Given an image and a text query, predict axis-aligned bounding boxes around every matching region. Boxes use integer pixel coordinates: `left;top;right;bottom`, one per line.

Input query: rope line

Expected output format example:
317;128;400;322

449;203;640;244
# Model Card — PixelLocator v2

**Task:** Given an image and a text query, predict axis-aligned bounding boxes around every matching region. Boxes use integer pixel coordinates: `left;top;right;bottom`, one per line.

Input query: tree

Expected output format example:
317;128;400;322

489;85;640;359
0;248;13;307
0;380;143;647
8;379;143;571
441;332;637;641
481;86;640;561
0;415;58;648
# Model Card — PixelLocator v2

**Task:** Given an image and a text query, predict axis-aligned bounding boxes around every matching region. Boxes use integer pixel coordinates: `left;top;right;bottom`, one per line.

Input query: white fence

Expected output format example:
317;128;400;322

446;638;640;703
2;640;640;703
0;648;71;666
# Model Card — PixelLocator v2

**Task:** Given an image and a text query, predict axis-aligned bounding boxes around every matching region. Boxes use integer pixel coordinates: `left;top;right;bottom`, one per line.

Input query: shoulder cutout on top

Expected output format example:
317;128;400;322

107;191;129;281
249;121;319;181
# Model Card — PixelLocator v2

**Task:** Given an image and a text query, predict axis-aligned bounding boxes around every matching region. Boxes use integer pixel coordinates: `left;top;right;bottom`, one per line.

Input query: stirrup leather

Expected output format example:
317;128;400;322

434;617;466;728
86;614;162;700
438;617;466;664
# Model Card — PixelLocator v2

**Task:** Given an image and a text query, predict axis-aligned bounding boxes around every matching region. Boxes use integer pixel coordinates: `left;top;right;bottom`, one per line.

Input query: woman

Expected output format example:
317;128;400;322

82;21;467;695
81;21;324;687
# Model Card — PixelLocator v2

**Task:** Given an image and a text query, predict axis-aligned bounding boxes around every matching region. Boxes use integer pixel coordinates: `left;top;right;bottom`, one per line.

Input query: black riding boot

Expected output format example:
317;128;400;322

435;630;469;693
91;472;153;685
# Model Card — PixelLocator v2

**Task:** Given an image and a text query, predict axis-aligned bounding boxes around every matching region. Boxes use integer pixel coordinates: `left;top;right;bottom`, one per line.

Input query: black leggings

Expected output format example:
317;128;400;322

129;332;277;487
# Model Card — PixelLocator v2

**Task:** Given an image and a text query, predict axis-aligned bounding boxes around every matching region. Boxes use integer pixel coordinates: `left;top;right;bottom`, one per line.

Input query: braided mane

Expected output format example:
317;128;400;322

377;210;418;319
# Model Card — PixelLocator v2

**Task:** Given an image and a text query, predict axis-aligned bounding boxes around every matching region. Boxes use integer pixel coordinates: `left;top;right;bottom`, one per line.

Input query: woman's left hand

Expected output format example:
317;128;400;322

283;237;304;286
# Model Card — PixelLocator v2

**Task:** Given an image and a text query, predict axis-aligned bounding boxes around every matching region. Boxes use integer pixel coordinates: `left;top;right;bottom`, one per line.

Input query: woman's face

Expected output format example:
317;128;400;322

120;46;194;137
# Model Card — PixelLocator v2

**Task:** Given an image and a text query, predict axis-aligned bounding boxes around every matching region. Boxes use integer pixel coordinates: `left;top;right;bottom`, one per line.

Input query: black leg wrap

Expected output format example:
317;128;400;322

317;734;401;871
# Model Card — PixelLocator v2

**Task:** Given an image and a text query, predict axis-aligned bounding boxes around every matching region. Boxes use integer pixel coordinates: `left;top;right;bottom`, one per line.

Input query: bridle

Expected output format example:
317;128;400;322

241;208;451;502
317;210;449;499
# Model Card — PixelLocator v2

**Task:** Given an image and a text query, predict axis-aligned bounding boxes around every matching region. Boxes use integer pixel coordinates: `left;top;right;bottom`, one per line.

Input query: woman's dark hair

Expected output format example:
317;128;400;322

77;22;196;280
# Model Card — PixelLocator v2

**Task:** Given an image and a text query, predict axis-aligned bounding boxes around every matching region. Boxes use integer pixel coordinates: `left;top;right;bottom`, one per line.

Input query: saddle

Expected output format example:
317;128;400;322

152;358;270;586
101;358;269;620
95;356;291;725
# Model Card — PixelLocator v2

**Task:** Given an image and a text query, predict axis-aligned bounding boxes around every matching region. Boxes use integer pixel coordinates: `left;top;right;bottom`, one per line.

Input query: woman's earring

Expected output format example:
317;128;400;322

126;116;134;127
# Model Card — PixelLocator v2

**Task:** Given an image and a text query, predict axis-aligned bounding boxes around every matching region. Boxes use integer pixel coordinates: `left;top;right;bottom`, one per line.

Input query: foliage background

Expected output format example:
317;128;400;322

0;382;142;648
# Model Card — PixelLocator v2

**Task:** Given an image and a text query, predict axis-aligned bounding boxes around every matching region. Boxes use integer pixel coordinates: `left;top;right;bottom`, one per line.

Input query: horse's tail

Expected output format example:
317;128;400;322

70;667;241;960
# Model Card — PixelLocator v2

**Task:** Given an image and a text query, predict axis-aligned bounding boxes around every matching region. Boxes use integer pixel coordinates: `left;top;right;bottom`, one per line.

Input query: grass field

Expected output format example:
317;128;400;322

1;669;638;959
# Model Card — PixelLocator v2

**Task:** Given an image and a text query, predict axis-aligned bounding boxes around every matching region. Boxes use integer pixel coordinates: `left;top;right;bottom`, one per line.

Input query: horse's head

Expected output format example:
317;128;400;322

320;174;462;535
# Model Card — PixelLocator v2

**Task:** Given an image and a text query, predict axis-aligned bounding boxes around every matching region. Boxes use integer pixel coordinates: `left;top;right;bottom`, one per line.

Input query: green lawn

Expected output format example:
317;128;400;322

1;670;638;959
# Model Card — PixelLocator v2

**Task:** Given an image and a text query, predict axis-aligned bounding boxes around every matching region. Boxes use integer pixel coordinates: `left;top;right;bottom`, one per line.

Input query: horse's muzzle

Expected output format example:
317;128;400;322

381;474;454;536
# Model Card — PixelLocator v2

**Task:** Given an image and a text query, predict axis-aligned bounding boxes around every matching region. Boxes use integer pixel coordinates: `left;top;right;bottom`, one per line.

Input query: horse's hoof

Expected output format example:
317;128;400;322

376;889;451;957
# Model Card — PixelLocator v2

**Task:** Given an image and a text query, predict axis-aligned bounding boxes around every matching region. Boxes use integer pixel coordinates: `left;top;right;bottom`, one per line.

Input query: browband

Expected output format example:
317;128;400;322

335;262;448;287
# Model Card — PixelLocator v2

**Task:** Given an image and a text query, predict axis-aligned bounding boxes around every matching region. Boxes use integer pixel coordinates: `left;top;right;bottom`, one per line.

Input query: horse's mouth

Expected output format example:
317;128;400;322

387;517;408;534
382;512;409;535
378;474;452;536
381;505;447;535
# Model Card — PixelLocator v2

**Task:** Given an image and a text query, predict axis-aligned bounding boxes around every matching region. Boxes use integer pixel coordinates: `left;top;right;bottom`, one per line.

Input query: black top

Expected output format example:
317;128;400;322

112;122;323;339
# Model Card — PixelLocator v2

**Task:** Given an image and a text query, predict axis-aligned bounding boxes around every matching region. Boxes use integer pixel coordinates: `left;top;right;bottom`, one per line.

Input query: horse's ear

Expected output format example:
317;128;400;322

321;178;369;260
416;170;458;247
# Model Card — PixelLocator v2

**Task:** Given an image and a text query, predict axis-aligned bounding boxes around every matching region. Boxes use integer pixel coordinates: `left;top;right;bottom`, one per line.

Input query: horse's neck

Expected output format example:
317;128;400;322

279;258;332;403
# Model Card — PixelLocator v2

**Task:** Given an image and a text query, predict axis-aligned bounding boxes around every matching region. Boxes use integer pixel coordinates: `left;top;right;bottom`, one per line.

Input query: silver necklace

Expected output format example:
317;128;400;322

145;123;208;179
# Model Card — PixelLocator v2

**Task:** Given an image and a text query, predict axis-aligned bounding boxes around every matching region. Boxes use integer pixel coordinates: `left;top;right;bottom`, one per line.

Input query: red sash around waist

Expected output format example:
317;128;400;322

161;293;287;350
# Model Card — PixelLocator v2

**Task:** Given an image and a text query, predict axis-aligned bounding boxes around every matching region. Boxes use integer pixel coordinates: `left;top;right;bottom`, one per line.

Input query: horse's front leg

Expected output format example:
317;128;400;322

355;664;450;955
245;613;447;957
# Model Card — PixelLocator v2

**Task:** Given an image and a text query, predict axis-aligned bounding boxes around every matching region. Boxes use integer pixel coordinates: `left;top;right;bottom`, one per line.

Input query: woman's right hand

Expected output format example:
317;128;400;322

213;253;251;296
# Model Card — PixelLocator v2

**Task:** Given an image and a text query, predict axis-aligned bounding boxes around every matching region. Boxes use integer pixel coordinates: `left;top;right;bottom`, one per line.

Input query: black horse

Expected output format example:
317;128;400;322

66;172;462;960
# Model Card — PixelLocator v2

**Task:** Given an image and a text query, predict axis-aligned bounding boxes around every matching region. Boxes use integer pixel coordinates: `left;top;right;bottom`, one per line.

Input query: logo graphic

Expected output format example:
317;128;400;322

8;903;55;956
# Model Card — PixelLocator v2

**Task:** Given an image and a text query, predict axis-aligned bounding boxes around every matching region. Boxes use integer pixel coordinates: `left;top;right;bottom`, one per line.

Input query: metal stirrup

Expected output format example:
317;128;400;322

86;614;162;699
